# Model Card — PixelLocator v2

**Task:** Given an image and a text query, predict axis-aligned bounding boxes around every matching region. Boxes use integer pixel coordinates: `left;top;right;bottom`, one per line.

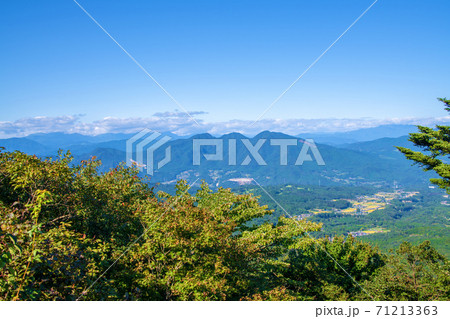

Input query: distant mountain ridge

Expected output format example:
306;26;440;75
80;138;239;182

0;129;435;188
0;138;48;155
0;124;436;154
0;131;184;155
297;124;422;145
338;136;415;160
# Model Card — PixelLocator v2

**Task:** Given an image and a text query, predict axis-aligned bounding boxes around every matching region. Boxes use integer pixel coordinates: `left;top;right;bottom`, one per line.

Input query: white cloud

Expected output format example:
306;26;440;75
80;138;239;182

0;115;82;136
0;112;449;138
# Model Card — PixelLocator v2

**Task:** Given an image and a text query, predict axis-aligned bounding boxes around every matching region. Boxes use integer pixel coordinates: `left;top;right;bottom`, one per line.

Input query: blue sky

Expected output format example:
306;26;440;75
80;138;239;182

1;0;449;136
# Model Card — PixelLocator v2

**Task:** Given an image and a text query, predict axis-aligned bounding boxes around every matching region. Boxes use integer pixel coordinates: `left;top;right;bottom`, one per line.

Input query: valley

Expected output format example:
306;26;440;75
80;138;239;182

232;184;450;258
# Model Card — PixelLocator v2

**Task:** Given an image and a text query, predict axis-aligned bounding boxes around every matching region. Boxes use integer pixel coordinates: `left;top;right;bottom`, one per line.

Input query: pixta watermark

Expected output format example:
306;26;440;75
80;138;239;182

127;129;325;175
126;129;172;175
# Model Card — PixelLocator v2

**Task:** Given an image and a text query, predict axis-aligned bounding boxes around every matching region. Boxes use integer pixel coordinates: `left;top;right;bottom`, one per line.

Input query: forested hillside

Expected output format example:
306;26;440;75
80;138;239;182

235;185;450;257
1;150;448;300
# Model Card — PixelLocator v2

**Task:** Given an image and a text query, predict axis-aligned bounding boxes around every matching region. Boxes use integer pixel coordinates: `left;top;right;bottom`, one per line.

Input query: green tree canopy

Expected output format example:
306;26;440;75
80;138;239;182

0;149;322;300
363;241;449;300
397;98;450;193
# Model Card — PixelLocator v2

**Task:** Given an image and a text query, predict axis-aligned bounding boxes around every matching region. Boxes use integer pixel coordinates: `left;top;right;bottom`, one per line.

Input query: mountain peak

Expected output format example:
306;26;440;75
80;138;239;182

189;133;214;140
253;131;295;140
220;132;248;139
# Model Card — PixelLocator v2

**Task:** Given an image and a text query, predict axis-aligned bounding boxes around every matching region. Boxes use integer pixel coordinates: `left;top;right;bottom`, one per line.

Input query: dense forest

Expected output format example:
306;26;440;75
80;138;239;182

235;185;449;257
1;150;448;300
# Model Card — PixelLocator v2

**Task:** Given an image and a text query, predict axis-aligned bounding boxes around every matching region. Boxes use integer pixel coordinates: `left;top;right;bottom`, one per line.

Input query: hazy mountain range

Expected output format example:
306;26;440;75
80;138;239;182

0;124;422;153
296;124;421;145
0;124;436;188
